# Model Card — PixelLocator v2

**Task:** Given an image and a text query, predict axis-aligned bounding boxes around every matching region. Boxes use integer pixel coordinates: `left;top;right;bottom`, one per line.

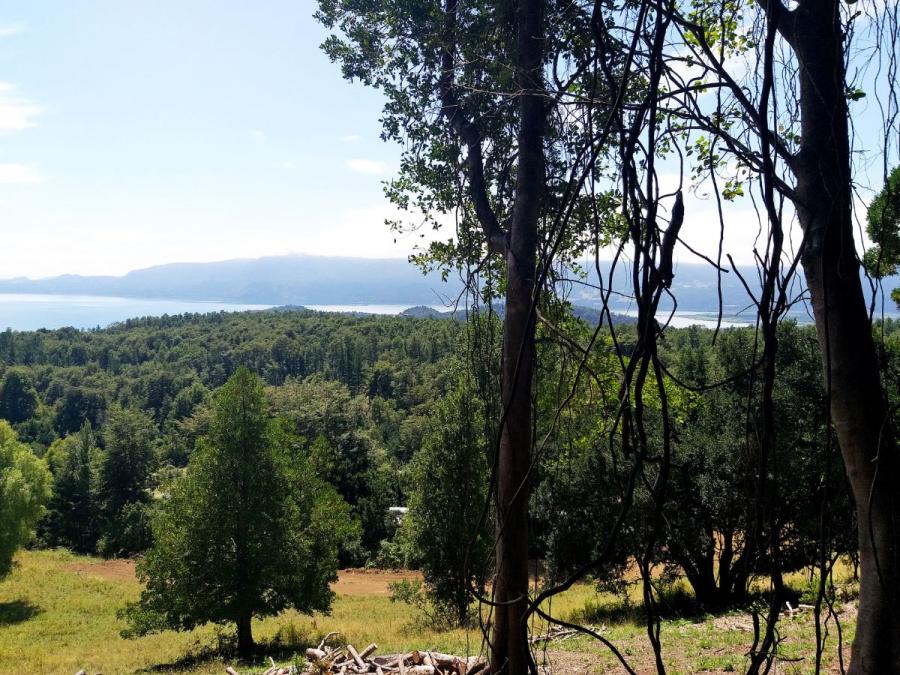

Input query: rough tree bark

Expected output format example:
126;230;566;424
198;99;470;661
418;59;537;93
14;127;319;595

770;2;900;670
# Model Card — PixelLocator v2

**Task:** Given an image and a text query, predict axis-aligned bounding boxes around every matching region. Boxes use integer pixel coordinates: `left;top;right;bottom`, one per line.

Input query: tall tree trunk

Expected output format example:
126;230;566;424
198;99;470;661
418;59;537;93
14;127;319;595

491;0;544;671
236;612;254;659
789;3;900;670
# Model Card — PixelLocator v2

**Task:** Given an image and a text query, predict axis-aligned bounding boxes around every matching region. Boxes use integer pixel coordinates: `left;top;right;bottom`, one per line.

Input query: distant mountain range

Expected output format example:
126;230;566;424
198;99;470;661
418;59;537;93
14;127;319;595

1;253;896;317
0;255;461;306
399;304;638;325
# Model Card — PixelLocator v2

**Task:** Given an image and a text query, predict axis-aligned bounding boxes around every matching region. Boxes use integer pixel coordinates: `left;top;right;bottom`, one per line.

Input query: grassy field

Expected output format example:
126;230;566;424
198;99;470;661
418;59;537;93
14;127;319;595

0;549;855;674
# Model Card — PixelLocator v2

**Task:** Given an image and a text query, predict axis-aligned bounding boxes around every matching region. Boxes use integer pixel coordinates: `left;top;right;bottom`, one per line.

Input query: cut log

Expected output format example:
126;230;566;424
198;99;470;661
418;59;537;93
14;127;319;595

306;648;327;661
347;645;367;671
359;643;378;660
371;654;403;667
225;668;240;675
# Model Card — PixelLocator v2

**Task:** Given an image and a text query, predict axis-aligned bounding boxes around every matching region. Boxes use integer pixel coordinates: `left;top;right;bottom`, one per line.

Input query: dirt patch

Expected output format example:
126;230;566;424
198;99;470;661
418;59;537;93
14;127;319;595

712;613;754;632
539;650;598;674
62;560;418;597
65;558;137;583
332;569;422;596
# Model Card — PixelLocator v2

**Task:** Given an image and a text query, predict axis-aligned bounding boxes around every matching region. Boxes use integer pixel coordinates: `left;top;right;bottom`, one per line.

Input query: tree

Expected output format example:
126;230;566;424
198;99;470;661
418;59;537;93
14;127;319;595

0;421;51;578
122;368;353;659
38;423;99;553
95;406;157;556
0;367;39;424
316;0;552;665
864;166;900;309
661;324;855;610
268;376;389;562
647;2;900;668
54;386;106;436
406;381;491;626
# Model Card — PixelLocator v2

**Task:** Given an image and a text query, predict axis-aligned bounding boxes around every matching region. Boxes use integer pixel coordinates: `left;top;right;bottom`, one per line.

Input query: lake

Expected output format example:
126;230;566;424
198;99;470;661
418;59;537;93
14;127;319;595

5;293;880;333
0;294;276;331
0;294;456;331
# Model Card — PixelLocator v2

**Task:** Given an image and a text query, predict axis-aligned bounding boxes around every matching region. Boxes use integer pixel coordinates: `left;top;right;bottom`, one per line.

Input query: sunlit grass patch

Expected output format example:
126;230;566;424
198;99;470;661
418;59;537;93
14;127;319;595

0;549;858;674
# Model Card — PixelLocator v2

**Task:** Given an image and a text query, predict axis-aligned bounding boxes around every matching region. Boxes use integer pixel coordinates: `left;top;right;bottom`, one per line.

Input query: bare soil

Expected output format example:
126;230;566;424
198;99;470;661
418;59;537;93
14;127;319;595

65;558;137;583
332;568;422;596
63;559;420;597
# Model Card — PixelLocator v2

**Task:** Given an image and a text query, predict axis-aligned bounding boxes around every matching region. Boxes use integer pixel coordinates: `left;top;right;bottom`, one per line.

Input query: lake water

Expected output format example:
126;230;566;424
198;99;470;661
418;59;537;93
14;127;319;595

0;294;276;331
0;295;454;331
5;293;883;333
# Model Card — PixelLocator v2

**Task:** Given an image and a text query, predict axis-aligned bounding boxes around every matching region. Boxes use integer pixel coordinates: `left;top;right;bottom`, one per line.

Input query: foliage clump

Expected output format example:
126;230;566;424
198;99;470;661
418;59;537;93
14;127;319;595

863;166;900;308
0;420;51;578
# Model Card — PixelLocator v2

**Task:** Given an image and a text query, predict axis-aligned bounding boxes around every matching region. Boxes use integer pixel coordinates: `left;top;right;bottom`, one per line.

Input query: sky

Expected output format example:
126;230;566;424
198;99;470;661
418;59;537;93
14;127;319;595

0;3;892;281
0;1;423;279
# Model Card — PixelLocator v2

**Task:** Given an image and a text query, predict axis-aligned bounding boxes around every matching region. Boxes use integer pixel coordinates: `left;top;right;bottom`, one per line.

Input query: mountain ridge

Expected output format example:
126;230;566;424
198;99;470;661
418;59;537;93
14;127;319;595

1;253;896;316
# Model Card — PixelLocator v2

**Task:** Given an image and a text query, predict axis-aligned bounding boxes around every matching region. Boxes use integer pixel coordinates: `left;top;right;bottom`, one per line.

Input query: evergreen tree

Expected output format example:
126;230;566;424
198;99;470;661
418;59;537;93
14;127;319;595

122;367;354;658
38;423;99;553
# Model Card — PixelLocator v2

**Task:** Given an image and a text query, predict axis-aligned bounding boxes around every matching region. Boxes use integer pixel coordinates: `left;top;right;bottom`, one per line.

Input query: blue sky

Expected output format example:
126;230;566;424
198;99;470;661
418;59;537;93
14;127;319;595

0;1;427;279
0;3;893;281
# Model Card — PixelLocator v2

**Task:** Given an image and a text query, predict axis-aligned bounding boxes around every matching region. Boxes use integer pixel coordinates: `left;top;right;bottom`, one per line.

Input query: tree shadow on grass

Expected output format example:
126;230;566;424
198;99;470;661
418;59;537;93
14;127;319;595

139;627;316;673
566;584;710;628
0;600;40;626
140;645;308;674
565;582;807;629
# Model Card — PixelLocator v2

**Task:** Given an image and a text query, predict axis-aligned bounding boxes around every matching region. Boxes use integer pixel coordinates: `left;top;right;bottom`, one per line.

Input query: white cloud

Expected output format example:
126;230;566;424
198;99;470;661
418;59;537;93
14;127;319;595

0;82;41;132
278;160;297;170
0;22;24;38
346;158;389;175
339;134;361;143
250;129;266;141
298;203;450;258
0;163;44;184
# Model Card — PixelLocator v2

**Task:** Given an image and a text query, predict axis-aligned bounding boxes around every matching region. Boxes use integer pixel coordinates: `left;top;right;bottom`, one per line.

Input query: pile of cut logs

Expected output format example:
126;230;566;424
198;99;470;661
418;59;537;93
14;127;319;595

303;643;487;675
223;635;488;675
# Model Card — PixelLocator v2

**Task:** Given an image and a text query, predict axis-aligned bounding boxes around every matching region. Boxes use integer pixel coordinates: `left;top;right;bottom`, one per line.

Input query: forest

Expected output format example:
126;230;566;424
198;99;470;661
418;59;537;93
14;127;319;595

1;307;899;670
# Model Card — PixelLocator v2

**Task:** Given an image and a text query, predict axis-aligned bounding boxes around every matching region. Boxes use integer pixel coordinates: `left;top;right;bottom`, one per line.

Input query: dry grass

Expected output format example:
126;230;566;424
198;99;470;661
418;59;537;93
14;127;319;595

0;549;858;674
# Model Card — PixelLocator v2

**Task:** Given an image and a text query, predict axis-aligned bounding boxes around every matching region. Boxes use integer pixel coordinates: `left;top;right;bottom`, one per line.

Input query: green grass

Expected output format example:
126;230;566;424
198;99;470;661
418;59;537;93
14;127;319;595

0;549;857;674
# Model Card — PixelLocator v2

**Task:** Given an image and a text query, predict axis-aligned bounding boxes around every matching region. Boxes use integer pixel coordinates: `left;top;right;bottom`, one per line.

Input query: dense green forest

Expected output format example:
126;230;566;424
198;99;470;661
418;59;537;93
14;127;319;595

0;310;460;563
2;304;900;665
2;309;898;591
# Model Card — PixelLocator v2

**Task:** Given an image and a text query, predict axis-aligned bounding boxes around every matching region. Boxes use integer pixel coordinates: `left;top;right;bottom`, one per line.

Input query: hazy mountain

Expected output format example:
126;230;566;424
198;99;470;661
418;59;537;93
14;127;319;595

1;254;896;317
400;304;638;325
0;255;462;306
